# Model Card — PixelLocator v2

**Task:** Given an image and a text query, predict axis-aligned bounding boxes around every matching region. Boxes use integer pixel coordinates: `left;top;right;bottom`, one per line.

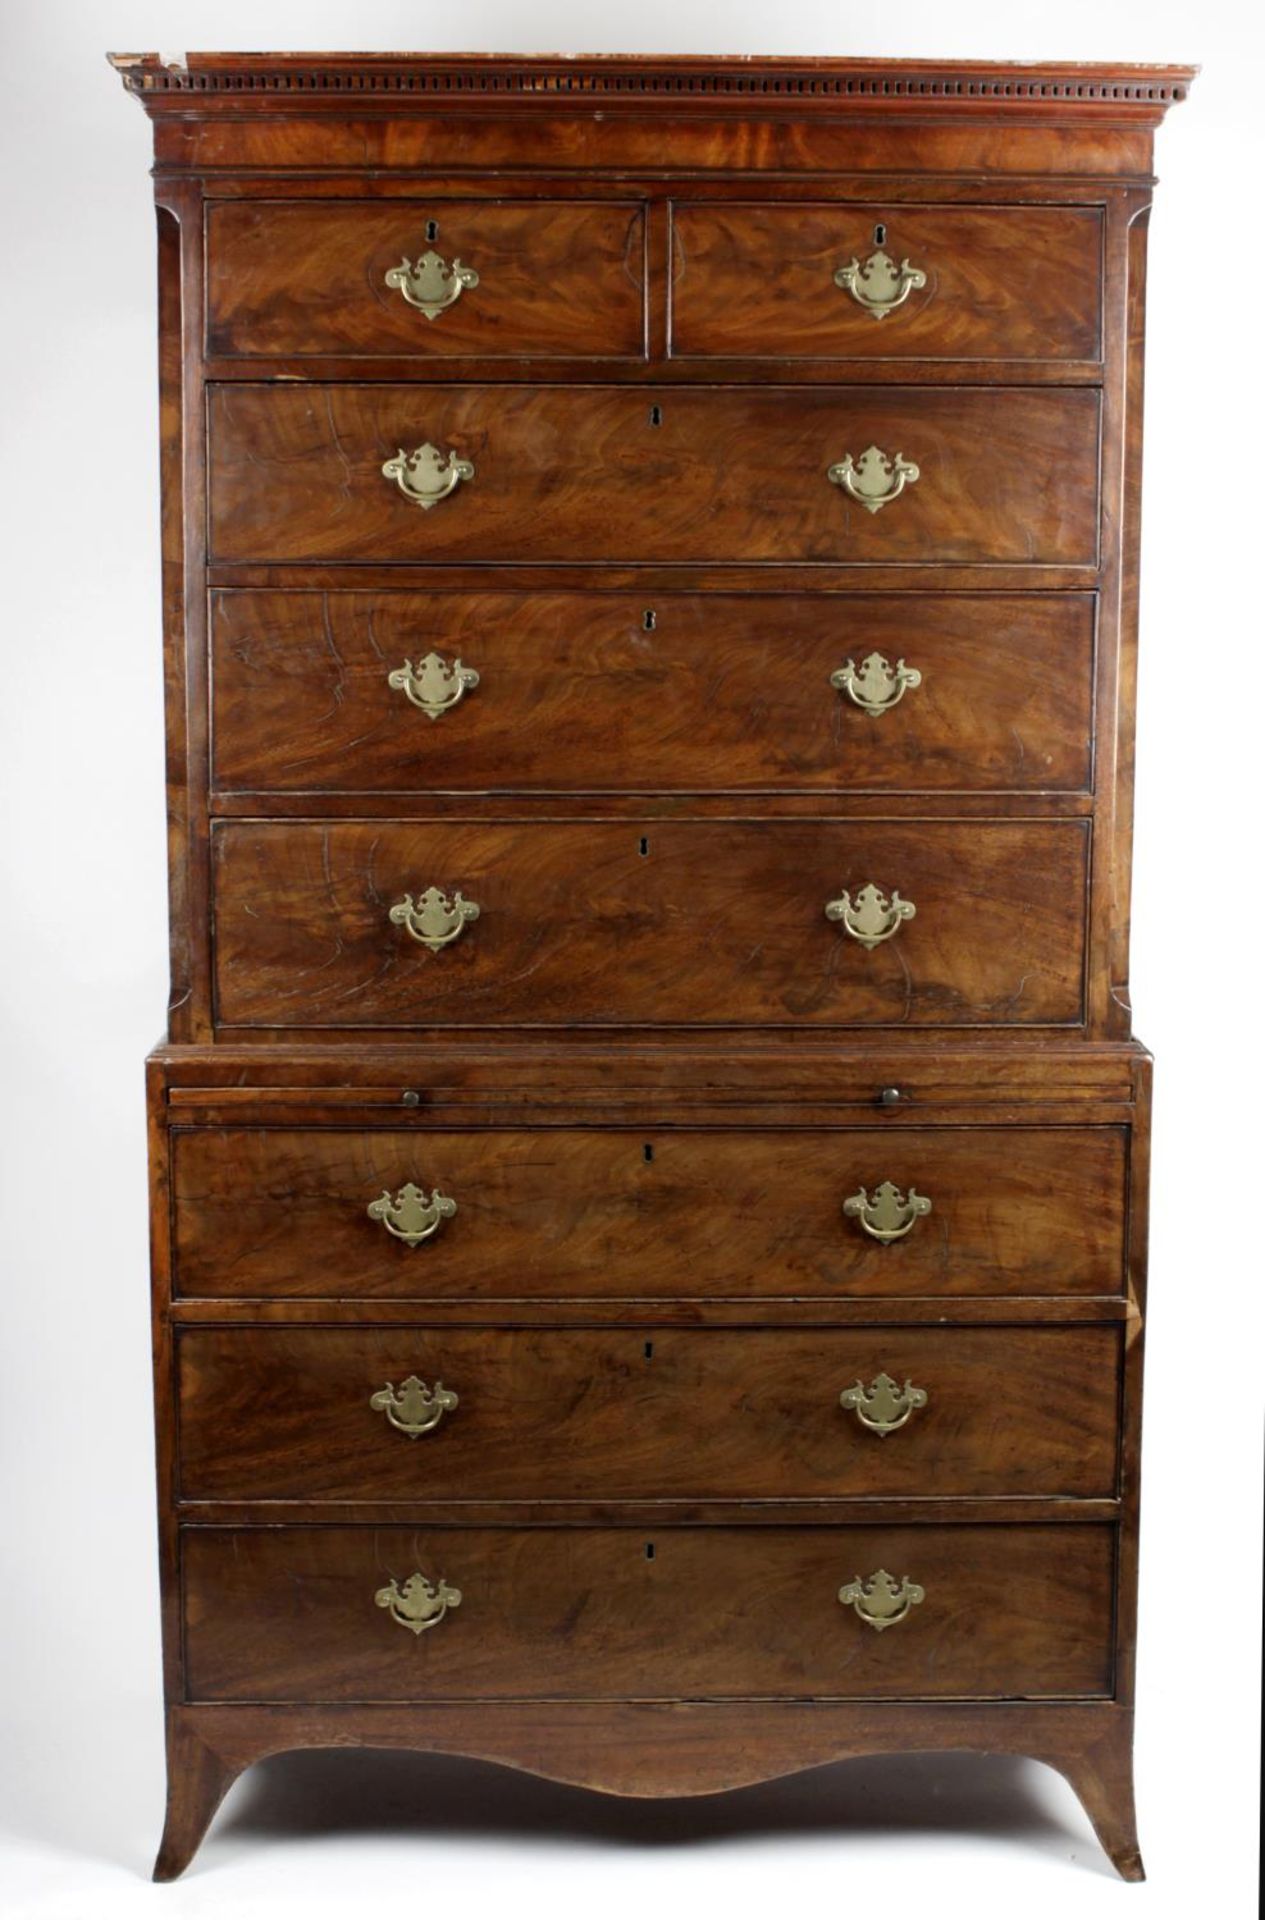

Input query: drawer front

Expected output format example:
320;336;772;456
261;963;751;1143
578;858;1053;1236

207;384;1101;566
670;203;1102;362
211;590;1096;798
177;1325;1121;1501
172;1125;1128;1302
205;200;647;360
182;1523;1116;1702
211;820;1088;1029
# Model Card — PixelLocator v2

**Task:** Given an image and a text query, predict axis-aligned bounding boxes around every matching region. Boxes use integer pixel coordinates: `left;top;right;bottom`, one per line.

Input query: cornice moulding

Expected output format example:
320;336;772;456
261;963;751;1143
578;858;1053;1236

106;52;1197;126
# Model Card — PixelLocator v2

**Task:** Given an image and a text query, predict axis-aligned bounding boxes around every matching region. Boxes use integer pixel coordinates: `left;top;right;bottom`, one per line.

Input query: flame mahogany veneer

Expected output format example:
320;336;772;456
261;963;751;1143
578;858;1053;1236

112;48;1191;1881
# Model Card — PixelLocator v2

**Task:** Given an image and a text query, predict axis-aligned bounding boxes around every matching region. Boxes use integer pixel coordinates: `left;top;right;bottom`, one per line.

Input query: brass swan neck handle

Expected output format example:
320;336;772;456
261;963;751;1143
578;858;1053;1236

825;884;916;949
367;1182;458;1246
838;1568;925;1630
384;248;480;319
828;445;920;514
382;442;475;510
388;652;480;719
370;1376;459;1437
830;652;922;716
834;246;927;318
843;1182;932;1243
388;887;481;951
375;1573;463;1635
840;1372;928;1434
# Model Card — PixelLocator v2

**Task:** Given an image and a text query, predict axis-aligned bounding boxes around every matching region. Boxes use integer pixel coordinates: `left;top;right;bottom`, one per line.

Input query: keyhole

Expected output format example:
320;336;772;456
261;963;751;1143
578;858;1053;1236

425;218;440;243
644;1340;654;1361
648;404;663;427
873;223;887;247
638;836;650;857
643;609;656;632
645;1542;656;1560
643;1143;654;1163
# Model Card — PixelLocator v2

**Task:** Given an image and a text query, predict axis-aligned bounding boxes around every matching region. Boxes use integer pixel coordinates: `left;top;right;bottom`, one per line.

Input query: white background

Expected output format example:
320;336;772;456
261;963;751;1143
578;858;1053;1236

0;2;1260;1914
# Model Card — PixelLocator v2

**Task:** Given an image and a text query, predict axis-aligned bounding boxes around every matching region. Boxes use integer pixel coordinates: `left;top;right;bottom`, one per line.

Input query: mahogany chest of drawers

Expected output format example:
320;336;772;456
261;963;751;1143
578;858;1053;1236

111;50;1192;1880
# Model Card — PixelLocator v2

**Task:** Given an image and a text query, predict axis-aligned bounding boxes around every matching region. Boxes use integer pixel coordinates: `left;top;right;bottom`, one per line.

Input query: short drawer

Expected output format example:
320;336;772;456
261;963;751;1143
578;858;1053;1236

210;590;1096;798
206;384;1101;566
182;1523;1117;1702
176;1325;1121;1502
211;820;1089;1030
670;203;1102;362
171;1124;1127;1302
205;199;647;359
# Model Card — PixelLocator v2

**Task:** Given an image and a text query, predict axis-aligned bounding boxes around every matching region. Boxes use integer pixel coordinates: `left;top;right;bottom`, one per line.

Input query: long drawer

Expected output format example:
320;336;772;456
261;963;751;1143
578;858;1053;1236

182;1523;1117;1702
210;590;1097;797
669;202;1103;362
211;820;1090;1029
170;1124;1128;1301
206;384;1101;565
205;200;648;360
176;1325;1121;1501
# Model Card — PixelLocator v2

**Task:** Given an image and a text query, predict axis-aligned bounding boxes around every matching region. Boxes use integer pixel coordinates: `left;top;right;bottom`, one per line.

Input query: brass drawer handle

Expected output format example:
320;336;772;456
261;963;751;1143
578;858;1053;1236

382;442;475;511
388;653;480;720
384;248;480;319
840;1371;928;1434
827;445;920;515
830;652;922;716
371;1375;459;1437
838;1569;925;1631
367;1181;458;1246
375;1572;463;1635
843;1182;932;1243
833;246;927;318
825;883;915;949
389;887;480;951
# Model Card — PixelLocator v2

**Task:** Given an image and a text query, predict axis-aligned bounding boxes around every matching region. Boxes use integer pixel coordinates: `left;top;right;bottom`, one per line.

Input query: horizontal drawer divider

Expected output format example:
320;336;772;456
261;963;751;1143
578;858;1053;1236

176;1499;1124;1523
166;1300;1135;1324
208;797;1100;814
183;1695;1117;1708
202;358;1109;385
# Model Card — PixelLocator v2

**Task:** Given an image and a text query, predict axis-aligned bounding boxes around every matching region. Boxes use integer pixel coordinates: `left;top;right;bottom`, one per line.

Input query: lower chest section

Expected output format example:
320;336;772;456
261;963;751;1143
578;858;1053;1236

155;1046;1146;1711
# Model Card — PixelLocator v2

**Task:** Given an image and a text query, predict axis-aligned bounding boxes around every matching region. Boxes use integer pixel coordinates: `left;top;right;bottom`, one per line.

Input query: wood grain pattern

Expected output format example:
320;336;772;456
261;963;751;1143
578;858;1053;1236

155;113;1161;184
176;1324;1120;1501
670;203;1103;361
211;819;1089;1030
206;200;647;360
206;384;1102;567
181;1523;1116;1703
171;1124;1127;1301
210;590;1097;798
